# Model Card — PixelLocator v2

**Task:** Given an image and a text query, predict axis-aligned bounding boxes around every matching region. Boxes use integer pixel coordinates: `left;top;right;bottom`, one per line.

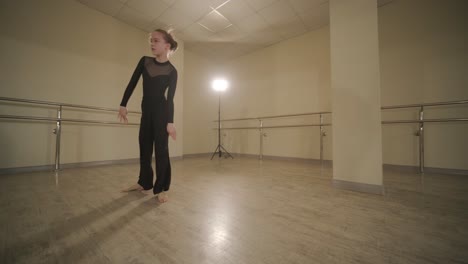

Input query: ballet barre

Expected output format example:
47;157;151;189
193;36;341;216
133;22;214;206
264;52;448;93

381;99;468;173
215;100;468;173
214;111;332;163
0;96;140;171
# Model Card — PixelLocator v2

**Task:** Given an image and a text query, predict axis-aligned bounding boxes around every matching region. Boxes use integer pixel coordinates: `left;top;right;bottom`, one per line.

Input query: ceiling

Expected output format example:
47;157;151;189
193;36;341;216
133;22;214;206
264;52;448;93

77;0;393;61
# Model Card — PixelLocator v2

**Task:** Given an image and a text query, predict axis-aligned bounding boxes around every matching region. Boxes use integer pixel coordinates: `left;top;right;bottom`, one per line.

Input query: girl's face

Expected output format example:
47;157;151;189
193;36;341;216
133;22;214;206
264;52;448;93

149;31;170;57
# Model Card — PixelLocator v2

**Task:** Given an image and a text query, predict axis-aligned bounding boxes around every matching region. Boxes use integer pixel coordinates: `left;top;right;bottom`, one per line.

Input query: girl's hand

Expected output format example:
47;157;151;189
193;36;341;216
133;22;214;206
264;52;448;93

118;106;128;124
167;123;176;140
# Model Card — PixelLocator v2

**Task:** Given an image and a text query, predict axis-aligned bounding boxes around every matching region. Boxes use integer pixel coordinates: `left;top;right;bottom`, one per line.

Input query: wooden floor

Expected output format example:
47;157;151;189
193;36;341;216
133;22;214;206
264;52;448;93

1;156;467;264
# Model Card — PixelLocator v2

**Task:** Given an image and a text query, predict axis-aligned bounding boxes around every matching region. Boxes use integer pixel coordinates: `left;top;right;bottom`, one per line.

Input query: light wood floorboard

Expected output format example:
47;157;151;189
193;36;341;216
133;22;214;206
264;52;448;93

1;157;467;264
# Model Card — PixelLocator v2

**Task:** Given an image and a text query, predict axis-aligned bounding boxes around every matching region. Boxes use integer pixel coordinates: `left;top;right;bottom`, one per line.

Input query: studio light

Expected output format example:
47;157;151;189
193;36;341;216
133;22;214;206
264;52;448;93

211;78;233;160
212;79;229;92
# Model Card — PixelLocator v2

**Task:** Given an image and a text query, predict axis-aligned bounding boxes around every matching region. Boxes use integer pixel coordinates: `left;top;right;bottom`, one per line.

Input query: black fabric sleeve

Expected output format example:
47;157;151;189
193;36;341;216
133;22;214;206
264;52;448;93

120;56;145;107
167;68;178;123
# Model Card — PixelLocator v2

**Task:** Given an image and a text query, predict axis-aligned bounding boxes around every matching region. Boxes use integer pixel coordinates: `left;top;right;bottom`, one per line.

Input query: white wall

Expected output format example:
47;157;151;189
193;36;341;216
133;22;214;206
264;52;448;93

0;0;184;169
183;0;467;170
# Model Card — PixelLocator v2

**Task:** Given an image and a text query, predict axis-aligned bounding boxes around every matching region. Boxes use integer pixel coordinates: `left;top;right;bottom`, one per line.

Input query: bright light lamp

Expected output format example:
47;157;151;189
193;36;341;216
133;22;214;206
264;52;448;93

210;78;233;159
212;79;229;92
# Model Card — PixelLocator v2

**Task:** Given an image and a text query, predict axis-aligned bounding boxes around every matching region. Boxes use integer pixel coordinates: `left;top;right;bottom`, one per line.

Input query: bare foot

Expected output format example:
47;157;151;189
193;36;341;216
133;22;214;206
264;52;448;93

156;192;168;203
121;183;144;192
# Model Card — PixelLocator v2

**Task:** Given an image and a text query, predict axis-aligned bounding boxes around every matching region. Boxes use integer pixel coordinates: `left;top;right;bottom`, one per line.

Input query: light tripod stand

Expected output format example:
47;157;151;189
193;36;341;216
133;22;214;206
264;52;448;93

210;79;233;160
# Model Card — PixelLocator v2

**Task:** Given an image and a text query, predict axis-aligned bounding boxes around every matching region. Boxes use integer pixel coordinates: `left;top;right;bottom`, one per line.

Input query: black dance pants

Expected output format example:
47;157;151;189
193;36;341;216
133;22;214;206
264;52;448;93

137;100;171;194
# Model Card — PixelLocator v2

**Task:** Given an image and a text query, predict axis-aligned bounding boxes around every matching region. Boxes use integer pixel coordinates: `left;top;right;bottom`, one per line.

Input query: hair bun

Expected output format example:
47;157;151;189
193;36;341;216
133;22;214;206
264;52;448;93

155;28;178;52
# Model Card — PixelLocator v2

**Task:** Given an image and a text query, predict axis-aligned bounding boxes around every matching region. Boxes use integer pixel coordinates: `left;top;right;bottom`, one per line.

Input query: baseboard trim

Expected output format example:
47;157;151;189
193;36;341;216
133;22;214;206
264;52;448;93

383;164;420;173
424;167;468;175
333;179;385;195
259;154;333;166
0;164;56;175
182;153;212;158
383;164;468;175
200;152;333;166
171;156;184;161
61;158;140;170
0;156;184;175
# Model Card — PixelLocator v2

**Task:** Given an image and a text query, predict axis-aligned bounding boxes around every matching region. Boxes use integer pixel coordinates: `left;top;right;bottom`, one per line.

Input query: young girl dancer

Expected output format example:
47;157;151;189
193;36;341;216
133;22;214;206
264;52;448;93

118;29;178;203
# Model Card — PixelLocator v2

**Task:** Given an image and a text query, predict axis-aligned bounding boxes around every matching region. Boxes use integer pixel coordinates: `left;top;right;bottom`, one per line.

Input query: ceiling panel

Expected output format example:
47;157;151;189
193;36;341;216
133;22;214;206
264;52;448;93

245;0;279;11
171;0;214;21
236;14;271;34
245;28;284;46
77;0;124;17
156;7;196;31
198;10;232;33
216;0;255;24
181;22;215;43
76;0;394;61
258;0;297;26
125;0;169;19
213;25;244;42
287;0;323;13
146;19;169;33
297;2;329;30
209;0;232;9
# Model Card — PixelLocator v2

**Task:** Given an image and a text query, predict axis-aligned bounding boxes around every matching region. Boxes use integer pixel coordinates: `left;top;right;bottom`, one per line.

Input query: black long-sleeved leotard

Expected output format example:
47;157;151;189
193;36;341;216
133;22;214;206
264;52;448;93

120;56;178;123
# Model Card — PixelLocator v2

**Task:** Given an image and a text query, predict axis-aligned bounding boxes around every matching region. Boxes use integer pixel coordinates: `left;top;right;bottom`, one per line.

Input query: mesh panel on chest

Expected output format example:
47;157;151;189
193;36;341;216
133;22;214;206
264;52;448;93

144;57;172;78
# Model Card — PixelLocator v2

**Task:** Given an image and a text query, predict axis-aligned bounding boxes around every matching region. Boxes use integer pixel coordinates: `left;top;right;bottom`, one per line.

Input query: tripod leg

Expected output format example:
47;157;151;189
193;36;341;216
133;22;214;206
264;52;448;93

220;145;234;159
211;145;221;160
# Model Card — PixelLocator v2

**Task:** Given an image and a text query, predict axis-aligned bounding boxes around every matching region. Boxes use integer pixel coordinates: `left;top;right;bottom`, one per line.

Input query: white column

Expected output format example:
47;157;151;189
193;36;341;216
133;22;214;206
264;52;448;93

330;0;384;194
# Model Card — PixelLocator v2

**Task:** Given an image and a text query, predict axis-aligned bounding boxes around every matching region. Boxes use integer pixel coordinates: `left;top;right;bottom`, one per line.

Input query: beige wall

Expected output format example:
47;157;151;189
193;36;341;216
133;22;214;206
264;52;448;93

379;0;468;169
183;0;467;170
184;27;332;159
0;0;184;169
183;50;219;155
222;27;332;159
